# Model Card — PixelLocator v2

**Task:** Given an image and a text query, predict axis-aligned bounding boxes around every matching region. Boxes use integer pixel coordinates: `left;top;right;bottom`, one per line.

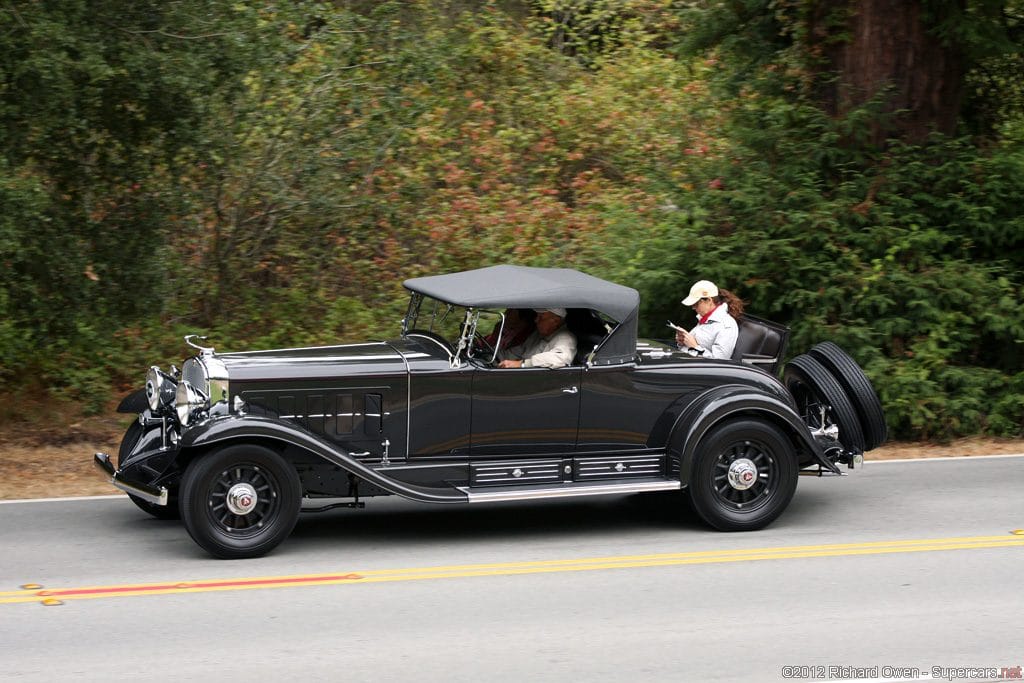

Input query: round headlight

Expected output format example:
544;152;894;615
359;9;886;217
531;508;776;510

145;366;178;415
145;368;161;412
146;367;164;412
175;381;207;426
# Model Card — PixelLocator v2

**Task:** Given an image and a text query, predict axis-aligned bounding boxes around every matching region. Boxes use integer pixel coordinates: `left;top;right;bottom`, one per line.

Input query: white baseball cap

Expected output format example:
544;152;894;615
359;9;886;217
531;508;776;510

681;280;718;306
534;307;567;318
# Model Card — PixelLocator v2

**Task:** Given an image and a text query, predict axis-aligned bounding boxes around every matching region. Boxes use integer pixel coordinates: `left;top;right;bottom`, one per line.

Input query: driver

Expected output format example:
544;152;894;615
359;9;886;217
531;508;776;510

497;308;577;369
483;308;535;351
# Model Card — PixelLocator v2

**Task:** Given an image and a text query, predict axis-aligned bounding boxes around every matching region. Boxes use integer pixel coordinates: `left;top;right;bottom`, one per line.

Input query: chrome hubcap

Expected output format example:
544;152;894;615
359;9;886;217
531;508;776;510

727;458;758;491
226;483;258;515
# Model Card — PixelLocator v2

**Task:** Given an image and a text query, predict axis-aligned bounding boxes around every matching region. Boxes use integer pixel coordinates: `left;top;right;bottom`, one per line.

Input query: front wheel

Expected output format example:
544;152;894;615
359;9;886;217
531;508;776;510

180;444;301;559
687;419;798;531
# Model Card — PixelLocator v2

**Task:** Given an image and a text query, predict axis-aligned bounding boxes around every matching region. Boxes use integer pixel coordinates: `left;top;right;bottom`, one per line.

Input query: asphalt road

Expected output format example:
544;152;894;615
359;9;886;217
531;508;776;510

1;455;1022;683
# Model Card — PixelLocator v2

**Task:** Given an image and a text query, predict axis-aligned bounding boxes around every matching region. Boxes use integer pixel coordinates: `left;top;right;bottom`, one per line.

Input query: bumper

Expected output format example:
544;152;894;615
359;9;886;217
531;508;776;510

93;452;169;506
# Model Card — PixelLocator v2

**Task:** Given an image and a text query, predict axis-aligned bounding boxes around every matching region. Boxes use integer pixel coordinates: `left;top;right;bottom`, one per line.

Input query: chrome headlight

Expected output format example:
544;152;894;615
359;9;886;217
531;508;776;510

175;381;207;426
145;366;177;414
175;356;230;426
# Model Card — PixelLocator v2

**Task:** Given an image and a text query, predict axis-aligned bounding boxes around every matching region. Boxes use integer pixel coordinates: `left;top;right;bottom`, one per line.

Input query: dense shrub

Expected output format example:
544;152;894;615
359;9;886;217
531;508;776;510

0;1;1020;438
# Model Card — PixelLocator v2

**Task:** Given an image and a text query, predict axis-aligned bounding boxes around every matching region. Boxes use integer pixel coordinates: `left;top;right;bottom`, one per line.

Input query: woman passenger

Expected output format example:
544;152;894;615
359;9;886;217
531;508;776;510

675;280;743;359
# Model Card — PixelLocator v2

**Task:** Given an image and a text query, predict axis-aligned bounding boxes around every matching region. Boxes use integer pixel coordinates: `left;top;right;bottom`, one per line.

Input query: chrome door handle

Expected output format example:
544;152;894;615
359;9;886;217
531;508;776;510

562;386;578;394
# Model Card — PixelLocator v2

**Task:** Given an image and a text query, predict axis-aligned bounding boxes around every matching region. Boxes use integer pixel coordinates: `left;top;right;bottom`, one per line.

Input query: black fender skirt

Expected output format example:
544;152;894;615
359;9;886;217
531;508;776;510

179;415;467;504
668;384;841;486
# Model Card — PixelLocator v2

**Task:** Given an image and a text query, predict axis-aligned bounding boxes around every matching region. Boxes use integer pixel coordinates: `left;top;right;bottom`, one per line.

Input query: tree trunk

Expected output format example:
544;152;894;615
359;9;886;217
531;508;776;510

811;0;967;144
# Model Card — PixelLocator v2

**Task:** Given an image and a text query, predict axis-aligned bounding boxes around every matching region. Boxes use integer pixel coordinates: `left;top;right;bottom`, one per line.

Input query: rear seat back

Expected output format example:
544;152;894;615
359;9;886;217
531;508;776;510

730;314;790;375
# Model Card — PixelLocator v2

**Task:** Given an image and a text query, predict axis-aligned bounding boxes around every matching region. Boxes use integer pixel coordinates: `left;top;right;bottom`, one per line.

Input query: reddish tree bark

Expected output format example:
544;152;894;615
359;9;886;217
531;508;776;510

811;0;967;143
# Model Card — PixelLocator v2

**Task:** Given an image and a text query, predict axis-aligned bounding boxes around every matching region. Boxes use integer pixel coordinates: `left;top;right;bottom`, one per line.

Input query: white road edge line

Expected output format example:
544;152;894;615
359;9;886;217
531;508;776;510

0;494;124;505
866;452;1024;463
1;452;1022;505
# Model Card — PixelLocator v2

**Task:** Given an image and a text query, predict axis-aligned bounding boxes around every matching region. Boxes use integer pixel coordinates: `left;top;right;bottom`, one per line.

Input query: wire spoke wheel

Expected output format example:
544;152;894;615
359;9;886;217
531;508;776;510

181;444;301;559
711;440;778;512
688;418;798;531
206;464;280;536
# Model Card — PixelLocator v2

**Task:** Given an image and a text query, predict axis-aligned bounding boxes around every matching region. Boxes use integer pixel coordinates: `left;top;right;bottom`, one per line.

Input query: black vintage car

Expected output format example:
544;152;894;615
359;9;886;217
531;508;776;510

94;265;886;558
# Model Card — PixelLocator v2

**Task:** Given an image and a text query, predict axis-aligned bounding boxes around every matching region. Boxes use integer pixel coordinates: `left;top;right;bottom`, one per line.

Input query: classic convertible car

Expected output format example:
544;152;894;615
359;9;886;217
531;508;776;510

94;265;886;558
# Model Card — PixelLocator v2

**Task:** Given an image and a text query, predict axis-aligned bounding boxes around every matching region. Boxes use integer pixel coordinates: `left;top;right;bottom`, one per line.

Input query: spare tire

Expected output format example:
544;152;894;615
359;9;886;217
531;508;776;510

783;354;866;453
809;341;887;451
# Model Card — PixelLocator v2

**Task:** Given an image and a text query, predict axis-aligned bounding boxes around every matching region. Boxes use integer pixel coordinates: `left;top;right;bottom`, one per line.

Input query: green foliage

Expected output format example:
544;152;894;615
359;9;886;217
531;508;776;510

585;92;1024;439
0;1;1021;440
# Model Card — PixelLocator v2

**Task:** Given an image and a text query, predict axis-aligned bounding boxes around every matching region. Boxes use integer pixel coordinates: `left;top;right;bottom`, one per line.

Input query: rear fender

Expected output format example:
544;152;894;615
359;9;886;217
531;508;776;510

178;415;466;503
667;385;841;486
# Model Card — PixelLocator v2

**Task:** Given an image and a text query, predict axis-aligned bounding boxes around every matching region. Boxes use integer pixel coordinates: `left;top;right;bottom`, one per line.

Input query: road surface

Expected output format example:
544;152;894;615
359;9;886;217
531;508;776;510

1;455;1022;682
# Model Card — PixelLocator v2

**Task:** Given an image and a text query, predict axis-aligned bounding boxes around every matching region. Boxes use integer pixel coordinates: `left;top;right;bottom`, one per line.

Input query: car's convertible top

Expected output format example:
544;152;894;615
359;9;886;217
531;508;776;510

404;265;641;364
403;265;640;323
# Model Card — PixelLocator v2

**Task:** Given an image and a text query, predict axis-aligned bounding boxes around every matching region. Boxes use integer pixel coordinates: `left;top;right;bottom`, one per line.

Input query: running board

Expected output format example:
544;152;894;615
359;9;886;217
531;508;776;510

460;479;681;503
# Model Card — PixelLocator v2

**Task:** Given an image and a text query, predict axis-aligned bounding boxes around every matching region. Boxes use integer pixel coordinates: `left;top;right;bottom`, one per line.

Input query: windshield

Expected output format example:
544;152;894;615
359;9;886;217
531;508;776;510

403;293;505;362
403;294;472;349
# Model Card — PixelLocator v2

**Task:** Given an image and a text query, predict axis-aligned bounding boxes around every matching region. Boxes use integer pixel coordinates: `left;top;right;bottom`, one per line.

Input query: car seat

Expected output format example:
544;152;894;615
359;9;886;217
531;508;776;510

730;314;790;374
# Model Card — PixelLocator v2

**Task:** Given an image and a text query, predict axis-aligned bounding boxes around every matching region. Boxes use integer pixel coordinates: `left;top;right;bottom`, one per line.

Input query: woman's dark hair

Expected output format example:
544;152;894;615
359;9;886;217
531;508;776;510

714;289;744;320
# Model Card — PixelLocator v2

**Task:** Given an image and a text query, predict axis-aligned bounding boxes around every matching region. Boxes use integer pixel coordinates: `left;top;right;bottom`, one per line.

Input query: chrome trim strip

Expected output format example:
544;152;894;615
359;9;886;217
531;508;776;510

461;480;680;503
404;333;454;359
93;453;169;506
225;354;421;364
219;342;390;356
575;456;662;464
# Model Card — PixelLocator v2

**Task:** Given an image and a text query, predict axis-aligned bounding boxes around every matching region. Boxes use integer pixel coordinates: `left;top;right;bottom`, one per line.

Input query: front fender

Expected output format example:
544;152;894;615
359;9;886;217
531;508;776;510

667;384;841;486
179;415;466;504
117;388;148;414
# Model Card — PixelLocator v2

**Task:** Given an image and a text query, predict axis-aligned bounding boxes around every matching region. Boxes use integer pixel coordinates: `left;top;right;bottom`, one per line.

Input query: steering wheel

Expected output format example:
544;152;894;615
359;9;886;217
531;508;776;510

471;331;497;362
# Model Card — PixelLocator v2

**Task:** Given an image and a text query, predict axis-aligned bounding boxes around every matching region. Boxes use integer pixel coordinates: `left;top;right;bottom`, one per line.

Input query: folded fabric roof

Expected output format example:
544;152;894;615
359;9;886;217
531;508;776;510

403;265;639;323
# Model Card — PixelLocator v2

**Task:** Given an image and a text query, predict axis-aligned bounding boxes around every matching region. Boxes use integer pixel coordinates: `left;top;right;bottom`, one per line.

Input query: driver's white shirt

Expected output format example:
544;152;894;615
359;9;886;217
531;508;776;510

500;326;577;368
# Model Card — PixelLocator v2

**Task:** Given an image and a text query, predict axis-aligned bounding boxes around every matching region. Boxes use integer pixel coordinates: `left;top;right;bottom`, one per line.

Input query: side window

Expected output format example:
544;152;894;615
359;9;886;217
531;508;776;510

566;309;612;365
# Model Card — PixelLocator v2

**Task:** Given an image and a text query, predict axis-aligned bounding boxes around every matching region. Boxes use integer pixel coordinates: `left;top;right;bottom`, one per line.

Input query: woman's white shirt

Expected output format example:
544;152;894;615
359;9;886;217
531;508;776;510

689;302;738;359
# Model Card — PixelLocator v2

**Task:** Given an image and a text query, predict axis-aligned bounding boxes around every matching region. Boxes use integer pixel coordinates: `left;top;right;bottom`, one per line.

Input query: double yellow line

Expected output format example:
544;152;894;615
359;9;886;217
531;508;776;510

3;534;1022;605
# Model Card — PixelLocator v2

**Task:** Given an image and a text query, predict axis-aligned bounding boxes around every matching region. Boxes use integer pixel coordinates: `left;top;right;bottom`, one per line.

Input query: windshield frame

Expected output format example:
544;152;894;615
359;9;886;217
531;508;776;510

402;294;506;365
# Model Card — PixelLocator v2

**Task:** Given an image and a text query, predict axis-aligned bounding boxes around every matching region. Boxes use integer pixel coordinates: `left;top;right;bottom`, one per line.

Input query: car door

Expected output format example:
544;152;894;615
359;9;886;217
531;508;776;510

469;365;582;456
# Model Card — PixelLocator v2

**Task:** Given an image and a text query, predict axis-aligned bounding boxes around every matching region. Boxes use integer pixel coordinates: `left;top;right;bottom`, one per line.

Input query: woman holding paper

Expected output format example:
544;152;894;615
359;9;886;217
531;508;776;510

674;280;743;359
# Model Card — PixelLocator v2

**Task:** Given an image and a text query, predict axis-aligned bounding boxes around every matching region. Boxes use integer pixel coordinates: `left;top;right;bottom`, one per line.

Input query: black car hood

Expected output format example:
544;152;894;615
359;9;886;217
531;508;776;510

217;340;437;382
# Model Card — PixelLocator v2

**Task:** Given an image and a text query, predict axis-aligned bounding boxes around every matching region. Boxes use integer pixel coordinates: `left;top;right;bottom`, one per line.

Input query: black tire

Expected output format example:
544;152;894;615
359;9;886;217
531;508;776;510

180;444;301;559
687;418;799;531
784;354;866;453
809;342;887;450
119;421;181;520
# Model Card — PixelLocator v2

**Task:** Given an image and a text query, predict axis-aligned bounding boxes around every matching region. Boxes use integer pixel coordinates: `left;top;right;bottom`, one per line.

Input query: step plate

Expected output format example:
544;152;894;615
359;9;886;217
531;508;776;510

461;479;681;503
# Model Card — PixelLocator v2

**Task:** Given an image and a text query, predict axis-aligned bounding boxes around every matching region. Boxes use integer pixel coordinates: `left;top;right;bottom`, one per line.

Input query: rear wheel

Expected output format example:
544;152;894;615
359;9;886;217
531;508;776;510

687;418;798;531
784;354;866;453
180;444;301;559
809;342;887;450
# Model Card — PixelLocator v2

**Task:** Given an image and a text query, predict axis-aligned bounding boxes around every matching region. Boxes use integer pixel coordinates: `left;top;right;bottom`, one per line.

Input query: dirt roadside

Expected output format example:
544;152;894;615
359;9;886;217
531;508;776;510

1;411;1021;501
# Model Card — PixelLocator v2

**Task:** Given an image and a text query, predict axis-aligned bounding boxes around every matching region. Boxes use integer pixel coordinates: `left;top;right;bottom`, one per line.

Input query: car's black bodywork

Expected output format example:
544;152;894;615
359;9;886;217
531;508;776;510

95;265;884;558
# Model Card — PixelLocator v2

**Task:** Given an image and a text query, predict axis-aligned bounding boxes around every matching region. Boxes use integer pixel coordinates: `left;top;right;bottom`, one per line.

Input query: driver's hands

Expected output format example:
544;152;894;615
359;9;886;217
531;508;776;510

498;359;523;369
